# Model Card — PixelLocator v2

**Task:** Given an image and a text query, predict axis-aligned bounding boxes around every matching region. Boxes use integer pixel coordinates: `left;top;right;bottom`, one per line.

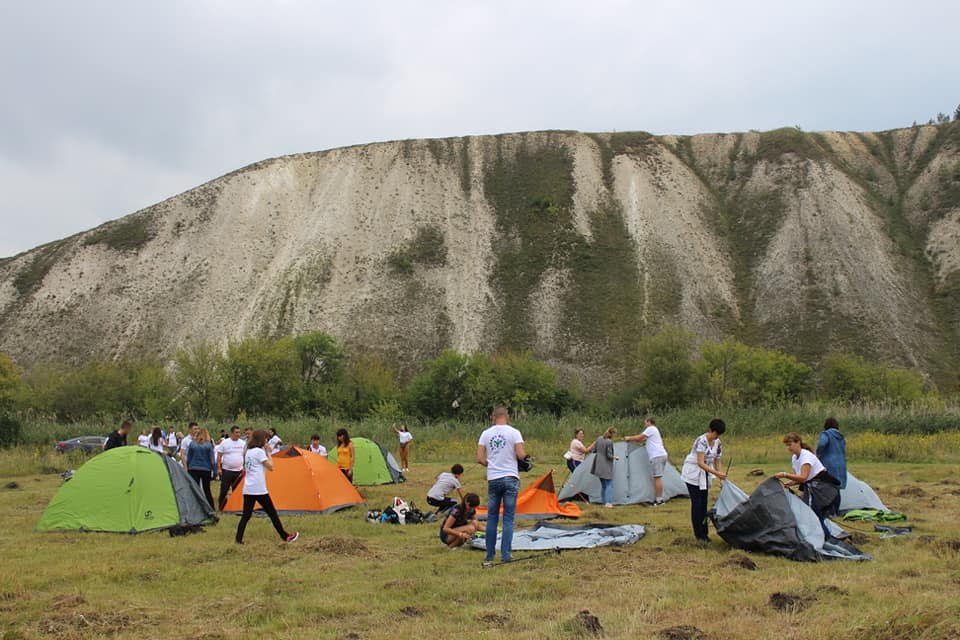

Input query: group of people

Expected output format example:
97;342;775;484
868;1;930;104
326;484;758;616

102;409;848;559
561;416;847;545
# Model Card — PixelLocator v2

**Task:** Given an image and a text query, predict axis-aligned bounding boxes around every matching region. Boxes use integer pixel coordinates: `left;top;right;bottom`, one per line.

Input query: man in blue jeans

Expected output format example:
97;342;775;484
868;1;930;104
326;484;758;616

477;406;526;566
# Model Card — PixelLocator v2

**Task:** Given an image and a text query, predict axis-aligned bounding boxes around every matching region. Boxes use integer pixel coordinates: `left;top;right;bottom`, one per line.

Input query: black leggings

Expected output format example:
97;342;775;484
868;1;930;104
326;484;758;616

217;469;243;511
427;496;457;513
236;494;289;543
189;469;215;509
686;482;710;541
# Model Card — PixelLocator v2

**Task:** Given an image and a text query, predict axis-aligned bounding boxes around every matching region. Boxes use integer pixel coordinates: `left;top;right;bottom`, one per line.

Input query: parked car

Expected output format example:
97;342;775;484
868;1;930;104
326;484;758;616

55;436;107;453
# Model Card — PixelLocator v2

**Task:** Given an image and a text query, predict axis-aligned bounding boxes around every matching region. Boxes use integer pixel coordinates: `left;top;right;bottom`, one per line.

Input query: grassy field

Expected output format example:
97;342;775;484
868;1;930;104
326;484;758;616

2;431;960;640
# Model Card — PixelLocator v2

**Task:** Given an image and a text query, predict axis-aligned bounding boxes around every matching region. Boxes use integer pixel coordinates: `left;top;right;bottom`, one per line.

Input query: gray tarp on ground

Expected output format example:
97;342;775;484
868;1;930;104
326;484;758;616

711;478;871;562
839;472;887;512
557;442;687;505
470;523;645;551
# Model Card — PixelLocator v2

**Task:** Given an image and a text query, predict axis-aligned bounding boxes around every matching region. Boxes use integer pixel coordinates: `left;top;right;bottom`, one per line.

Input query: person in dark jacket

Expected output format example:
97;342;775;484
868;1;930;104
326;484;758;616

104;420;133;451
816;417;847;515
591;427;617;507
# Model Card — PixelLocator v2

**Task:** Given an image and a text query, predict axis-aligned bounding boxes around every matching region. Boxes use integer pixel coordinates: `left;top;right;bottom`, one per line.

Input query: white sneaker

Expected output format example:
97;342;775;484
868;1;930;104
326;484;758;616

603;503;613;508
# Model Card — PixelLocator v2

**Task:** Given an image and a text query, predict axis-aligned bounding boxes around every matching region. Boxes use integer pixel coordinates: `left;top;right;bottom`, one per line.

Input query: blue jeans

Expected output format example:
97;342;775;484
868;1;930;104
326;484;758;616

600;478;613;504
485;476;520;562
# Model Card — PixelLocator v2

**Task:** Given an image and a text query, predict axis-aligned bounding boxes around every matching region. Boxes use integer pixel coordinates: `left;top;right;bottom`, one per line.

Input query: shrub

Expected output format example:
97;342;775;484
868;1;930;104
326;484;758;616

0;412;21;447
633;326;698;409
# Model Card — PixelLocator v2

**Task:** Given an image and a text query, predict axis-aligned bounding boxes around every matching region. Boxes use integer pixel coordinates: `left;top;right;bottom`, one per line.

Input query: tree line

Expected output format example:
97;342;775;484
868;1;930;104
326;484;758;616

0;326;934;435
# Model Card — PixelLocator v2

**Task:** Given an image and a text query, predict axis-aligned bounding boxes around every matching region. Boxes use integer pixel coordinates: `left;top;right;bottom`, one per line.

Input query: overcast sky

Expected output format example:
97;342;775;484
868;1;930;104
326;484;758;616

2;1;957;258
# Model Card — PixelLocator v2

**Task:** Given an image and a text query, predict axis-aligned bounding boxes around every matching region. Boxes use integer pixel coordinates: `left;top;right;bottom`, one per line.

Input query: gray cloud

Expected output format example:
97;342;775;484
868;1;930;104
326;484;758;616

2;0;958;257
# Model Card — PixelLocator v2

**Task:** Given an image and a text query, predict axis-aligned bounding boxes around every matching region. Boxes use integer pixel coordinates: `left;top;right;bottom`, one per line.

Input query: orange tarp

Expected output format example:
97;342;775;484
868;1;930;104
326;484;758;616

477;470;582;519
223;447;364;514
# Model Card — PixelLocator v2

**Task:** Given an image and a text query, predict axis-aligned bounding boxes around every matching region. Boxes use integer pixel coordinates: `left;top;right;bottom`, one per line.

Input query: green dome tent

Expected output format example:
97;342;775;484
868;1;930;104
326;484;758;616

37;446;217;533
327;437;404;485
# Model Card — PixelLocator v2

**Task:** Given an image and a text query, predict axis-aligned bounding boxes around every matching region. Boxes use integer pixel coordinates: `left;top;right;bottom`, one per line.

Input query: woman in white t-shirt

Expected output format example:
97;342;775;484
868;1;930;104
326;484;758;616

564;429;592;473
147;427;166;454
394;424;413;472
235;429;298;545
776;432;840;536
266;428;283;455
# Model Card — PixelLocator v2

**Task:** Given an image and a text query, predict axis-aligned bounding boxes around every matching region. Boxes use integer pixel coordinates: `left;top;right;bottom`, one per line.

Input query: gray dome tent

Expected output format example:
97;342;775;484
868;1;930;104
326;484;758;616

839;472;887;512
558;441;687;505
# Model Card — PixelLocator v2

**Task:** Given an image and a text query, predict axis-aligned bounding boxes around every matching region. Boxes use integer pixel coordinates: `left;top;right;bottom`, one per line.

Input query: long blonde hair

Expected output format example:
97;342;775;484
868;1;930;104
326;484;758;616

603;426;617;439
194;428;212;445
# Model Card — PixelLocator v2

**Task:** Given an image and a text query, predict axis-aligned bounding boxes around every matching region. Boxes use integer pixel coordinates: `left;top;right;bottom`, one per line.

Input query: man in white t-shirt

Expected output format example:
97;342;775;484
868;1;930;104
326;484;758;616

477;406;526;566
625;417;669;505
216;425;246;511
180;423;199;468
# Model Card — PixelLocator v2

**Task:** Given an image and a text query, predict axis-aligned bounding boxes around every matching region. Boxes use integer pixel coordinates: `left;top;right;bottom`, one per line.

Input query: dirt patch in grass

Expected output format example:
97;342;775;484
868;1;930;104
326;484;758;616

768;592;815;613
303;536;372;556
382;579;417;590
899;568;921;577
5;481;20;489
563;609;603;637
50;594;85;608
817;584;849;596
845;608;960;640
36;611;138;638
657;625;712;640
477;610;511;627
896;485;927;497
722;555;758;570
932;539;960;555
399;606;423;617
846;532;871;546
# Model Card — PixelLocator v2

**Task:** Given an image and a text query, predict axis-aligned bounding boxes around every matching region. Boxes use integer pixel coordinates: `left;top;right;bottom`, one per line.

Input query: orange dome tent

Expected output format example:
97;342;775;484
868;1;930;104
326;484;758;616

223;446;364;514
477;470;582;520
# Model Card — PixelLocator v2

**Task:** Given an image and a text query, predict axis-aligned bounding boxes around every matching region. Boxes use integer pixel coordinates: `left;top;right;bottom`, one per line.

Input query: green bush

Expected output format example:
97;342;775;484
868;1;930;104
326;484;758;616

0;412;21;447
633;326;699;410
82;215;155;252
698;337;811;406
404;350;566;420
819;352;925;403
387;224;447;275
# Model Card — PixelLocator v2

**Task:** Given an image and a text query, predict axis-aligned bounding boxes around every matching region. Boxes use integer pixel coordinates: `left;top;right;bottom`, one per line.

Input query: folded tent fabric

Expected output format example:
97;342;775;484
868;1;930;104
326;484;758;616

710;478;871;562
476;470;582;520
470;522;645;551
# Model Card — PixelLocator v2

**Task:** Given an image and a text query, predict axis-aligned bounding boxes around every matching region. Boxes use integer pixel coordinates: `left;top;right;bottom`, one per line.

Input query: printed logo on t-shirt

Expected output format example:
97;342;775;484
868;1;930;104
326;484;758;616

489;434;507;451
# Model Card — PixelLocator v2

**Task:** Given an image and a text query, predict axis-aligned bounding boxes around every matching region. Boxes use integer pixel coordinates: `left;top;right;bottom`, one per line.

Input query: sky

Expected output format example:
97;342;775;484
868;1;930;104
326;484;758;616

2;0;958;258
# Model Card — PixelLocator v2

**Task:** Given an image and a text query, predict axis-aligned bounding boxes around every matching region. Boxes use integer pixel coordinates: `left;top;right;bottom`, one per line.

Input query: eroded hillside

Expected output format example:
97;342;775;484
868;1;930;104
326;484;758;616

2;123;959;394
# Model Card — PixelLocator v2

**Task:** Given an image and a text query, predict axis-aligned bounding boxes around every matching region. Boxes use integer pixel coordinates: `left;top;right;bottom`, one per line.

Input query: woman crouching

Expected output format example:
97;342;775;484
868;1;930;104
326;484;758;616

439;493;485;549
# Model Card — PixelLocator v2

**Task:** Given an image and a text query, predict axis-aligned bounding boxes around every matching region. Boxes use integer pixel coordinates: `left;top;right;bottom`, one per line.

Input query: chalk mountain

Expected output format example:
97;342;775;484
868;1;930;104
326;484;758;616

2;124;959;394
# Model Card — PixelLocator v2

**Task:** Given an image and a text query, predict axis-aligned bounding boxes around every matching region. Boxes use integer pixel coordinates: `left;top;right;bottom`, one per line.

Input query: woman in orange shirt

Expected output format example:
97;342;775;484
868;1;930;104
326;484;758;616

335;428;355;482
